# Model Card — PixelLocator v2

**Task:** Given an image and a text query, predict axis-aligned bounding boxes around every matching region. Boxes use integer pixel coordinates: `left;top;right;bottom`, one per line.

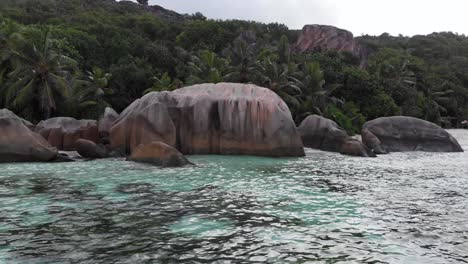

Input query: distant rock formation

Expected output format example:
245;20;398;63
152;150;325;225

294;25;368;67
362;116;464;153
110;83;305;157
35;117;100;151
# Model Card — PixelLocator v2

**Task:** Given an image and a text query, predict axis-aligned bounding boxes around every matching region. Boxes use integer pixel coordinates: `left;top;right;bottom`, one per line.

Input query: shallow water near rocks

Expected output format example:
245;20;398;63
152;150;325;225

1;130;468;263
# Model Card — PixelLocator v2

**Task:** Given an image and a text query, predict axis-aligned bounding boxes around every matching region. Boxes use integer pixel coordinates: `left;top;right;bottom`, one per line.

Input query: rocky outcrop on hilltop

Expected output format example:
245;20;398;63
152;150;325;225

295;25;368;67
362;116;463;153
110;83;305;157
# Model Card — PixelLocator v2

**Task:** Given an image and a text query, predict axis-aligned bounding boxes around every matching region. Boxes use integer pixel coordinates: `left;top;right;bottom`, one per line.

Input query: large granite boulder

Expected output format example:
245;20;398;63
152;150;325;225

298;115;348;152
129;141;192;167
35;117;99;151
294;25;368;67
110;83;305;157
362;116;463;153
0;108;33;128
0;118;58;163
75;139;108;159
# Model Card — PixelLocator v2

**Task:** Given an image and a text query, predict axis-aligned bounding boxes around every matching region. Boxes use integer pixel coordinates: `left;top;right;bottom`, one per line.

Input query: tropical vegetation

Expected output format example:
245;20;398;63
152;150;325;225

1;0;468;134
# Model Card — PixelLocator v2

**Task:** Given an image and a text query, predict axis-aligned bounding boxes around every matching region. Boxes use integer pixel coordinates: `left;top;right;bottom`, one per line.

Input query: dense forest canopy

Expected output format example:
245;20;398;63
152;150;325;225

1;0;468;134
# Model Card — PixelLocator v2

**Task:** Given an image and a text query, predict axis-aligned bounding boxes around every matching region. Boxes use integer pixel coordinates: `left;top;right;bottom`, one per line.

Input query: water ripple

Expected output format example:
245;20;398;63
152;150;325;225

0;130;467;263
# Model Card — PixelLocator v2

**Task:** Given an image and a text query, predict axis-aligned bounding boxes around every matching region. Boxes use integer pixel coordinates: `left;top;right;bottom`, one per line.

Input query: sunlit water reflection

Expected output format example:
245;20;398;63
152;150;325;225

1;130;467;263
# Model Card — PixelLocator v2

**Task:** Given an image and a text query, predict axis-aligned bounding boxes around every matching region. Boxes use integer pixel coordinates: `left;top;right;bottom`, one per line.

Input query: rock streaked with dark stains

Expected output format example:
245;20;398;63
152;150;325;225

0;118;58;163
75;139;108;159
110;83;305;157
362;116;463;153
35;117;99;151
298;115;348;152
129;141;191;167
295;25;368;67
340;139;376;157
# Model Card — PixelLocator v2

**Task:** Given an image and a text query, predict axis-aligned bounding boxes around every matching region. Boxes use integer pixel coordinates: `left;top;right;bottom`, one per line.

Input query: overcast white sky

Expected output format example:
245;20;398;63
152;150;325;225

145;0;467;36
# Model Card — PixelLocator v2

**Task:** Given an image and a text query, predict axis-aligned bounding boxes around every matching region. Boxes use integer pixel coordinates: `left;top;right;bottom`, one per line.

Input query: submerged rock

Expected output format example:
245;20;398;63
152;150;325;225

298;115;348;152
340;139;376;157
362;116;463;153
129;141;192;167
110;83;305;157
53;153;75;163
75;139;108;159
0;118;58;163
35;117;99;151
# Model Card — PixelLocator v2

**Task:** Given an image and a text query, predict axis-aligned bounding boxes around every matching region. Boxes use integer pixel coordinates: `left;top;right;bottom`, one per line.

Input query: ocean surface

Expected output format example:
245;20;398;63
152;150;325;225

0;130;467;263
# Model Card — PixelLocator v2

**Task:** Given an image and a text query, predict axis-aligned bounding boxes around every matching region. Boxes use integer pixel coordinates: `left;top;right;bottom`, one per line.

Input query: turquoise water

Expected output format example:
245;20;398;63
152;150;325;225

1;130;468;263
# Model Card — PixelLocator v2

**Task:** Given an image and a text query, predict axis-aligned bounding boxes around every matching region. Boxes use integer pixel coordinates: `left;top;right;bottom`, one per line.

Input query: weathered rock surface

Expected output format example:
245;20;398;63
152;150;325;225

98;107;119;145
298;115;348;152
35;117;99;151
110;83;305;157
0;118;58;163
129;141;191;167
295;25;368;67
361;128;388;154
362;116;463;153
0;108;34;128
75;139;108;159
340;139;376;157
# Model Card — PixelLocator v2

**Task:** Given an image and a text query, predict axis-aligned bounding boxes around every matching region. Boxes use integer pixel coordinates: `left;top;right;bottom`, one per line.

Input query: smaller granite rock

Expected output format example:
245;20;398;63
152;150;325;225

0;118;58;163
340;139;376;157
361;128;388;154
362;116;463;153
129;141;192;167
298;115;348;152
75;139;108;159
35;117;99;150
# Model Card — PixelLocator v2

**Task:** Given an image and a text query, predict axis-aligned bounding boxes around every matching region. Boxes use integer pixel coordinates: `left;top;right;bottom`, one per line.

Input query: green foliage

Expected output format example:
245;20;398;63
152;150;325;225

1;0;468;131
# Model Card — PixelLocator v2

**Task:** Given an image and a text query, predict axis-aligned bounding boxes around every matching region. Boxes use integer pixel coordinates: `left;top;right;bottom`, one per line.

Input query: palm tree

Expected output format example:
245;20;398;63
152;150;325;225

144;72;182;94
0;20;22;106
5;28;78;120
85;67;112;99
293;62;341;119
255;55;302;107
224;39;257;83
186;50;228;85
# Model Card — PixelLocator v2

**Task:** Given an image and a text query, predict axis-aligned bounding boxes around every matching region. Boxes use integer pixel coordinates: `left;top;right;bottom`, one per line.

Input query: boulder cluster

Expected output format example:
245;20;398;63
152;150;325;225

0;83;463;166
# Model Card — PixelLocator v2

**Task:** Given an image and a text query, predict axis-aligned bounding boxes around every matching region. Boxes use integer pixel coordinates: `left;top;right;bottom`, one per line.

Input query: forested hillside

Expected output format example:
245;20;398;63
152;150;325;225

1;0;468;133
